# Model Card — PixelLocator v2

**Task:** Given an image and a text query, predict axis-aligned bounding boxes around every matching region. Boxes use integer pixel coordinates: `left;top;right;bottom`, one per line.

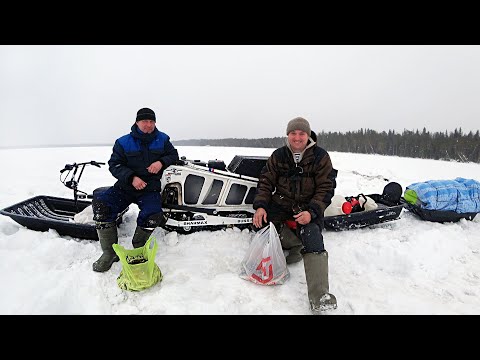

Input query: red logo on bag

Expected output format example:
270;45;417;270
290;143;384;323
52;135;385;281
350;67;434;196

251;256;273;284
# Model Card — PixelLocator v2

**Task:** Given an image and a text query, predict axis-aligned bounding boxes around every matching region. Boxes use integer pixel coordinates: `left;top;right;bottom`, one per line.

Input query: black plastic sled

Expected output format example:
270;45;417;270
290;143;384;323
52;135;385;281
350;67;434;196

323;195;405;231
0;161;127;241
1;195;103;240
405;203;477;223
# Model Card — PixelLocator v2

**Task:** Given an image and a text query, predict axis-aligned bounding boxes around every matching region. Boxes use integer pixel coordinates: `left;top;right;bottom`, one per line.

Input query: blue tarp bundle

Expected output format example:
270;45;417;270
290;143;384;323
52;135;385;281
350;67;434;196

406;178;480;213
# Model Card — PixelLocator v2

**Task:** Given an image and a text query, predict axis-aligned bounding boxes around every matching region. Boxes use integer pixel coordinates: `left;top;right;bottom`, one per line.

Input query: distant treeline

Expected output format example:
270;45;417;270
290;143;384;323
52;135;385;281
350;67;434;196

173;128;480;163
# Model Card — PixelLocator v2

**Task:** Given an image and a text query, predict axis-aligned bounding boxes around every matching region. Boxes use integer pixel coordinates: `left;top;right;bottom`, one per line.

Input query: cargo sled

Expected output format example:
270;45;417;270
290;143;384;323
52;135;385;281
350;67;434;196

0;162;127;240
0;156;405;240
405;204;477;223
323;194;405;231
403;179;479;223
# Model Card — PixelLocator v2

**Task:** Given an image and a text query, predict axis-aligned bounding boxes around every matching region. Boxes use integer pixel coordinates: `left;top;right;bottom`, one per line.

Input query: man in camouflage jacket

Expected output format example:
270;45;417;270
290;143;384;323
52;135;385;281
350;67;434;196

252;117;338;313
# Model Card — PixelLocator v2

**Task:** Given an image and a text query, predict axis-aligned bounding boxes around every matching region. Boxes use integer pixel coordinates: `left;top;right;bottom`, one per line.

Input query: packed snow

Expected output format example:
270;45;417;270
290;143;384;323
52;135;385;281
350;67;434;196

0;145;479;314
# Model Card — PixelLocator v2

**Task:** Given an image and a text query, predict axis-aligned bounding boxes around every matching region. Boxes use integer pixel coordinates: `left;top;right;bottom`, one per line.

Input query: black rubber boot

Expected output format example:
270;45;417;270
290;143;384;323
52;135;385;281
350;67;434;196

93;223;119;272
303;251;337;313
132;226;154;248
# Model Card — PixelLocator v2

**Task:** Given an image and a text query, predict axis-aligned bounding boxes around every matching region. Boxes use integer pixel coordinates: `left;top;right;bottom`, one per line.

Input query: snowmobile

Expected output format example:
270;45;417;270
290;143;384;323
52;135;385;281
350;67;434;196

0;155;406;240
160;156;261;234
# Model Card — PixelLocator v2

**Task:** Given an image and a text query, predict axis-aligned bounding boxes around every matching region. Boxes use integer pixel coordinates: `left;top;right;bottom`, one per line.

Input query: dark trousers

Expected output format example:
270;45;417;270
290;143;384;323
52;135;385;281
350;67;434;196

92;186;163;228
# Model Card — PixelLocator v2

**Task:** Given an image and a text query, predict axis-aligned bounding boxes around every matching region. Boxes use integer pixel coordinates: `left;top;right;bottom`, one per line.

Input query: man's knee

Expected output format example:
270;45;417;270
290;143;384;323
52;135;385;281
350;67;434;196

92;186;127;223
142;211;167;228
278;223;302;249
299;223;325;253
92;198;111;222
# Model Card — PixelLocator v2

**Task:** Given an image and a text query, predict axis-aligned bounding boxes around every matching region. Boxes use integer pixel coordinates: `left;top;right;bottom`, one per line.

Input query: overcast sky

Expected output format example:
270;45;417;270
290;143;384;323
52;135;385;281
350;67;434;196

1;45;479;148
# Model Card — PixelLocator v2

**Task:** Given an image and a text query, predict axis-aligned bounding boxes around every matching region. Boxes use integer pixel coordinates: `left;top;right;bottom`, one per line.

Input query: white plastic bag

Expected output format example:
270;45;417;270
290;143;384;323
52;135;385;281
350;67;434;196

239;222;290;285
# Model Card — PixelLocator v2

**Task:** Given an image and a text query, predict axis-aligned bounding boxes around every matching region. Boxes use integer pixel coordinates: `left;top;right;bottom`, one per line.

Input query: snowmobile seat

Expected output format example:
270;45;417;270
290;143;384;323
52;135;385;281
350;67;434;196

207;160;227;171
227;155;269;178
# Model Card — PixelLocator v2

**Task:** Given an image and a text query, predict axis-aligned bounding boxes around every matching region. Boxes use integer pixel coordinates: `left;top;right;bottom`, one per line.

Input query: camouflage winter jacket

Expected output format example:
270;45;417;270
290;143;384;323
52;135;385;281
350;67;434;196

253;133;337;220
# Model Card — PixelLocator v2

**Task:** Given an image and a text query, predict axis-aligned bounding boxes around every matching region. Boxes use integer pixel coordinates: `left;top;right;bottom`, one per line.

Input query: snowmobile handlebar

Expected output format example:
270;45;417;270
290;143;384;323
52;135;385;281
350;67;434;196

60;161;105;173
59;160;106;210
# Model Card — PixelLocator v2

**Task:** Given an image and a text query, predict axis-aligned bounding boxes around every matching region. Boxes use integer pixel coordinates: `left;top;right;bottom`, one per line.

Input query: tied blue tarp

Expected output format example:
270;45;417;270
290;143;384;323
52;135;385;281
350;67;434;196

406;178;480;213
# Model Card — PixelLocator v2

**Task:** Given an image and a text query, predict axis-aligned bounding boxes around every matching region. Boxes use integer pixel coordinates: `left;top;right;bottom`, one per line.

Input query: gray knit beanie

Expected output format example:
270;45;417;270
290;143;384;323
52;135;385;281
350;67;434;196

286;117;311;135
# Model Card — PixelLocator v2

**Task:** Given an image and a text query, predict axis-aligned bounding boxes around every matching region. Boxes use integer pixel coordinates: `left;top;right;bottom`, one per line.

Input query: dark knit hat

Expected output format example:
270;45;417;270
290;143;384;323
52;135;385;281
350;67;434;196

136;108;156;122
286;117;311;135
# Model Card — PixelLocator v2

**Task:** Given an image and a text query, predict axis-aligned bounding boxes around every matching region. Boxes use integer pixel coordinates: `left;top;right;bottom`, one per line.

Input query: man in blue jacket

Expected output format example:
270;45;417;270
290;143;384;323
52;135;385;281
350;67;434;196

92;107;179;272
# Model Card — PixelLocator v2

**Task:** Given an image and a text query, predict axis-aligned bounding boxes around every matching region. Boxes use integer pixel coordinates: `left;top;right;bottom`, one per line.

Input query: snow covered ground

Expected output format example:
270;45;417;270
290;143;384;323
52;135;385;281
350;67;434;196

0;145;479;314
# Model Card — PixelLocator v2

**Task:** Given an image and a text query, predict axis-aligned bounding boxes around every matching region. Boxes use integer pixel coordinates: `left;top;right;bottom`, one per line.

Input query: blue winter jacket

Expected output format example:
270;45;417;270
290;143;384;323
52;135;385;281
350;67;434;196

406;178;480;213
108;124;179;193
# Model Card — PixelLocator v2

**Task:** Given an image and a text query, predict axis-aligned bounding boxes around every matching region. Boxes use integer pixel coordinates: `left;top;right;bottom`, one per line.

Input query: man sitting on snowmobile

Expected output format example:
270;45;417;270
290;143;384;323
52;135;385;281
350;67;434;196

91;107;179;272
252;117;338;312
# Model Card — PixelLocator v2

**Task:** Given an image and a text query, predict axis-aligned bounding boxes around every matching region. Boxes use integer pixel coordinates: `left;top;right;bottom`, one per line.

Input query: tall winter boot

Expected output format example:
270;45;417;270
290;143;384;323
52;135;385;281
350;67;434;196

92;223;119;272
132;226;154;248
278;223;303;264
303;251;337;312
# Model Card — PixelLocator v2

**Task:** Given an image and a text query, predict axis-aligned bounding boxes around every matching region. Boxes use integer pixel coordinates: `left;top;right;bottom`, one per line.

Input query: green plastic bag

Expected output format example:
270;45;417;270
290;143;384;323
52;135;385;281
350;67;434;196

112;237;162;291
